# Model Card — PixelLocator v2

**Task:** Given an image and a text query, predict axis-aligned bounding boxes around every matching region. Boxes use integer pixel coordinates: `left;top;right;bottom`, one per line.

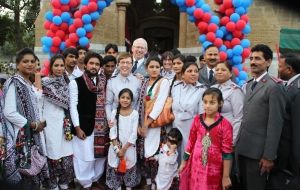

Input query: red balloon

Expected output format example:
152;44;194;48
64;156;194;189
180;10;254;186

223;0;233;9
69;24;76;33
55;30;65;39
208;23;218;33
63;34;69;41
60;23;69;31
233;30;243;38
243;66;248;72
50;46;59;53
198;22;208;33
236;20;246;30
69;33;79;43
65;39;72;47
88;2;98;12
52;37;61;47
74;18;83;28
90;0;97;2
219;51;227;61
43;21;51;30
225;8;234;16
185;0;195;7
61;5;70;12
194;8;204;19
218;5;225;13
206;32;216;42
220;16;230;26
241;15;249;23
81;6;89;14
74;10;82;18
224;41;232;48
52;9;62;16
50;23;59;32
51;0;61;9
46;30;55;38
69;0;78;8
242;48;251;58
202;13;211;23
214;38;223;47
231;38;241;46
86;32;93;39
226;21;235;32
232;67;239;76
214;0;222;4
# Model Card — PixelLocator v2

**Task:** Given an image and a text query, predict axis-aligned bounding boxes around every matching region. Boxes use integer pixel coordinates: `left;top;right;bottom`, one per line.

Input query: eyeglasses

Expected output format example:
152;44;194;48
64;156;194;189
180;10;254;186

133;46;146;50
119;61;132;65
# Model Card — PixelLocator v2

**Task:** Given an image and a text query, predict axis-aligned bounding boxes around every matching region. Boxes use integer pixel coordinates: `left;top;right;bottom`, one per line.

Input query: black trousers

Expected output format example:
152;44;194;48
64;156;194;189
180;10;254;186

238;155;267;190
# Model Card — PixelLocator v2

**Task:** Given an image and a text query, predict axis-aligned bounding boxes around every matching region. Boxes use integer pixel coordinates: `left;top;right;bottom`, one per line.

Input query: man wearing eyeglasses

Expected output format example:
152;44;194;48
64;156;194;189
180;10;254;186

131;38;148;79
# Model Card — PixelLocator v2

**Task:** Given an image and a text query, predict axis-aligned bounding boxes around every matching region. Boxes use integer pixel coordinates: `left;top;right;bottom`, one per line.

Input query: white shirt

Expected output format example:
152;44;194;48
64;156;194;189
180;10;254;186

254;71;268;82
66;67;83;81
133;57;145;70
287;74;300;86
206;67;215;79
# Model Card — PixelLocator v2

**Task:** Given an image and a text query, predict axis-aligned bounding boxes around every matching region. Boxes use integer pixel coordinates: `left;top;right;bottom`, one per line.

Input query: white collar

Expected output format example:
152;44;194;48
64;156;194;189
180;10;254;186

287;74;300;86
254;71;268;82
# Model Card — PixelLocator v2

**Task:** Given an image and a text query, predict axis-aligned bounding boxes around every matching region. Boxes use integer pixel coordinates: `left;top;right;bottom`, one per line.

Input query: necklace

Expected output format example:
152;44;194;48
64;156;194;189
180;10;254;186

199;114;223;166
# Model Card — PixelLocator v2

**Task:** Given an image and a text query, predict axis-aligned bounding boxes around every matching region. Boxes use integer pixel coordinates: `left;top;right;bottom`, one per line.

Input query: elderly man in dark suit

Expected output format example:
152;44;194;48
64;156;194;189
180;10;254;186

277;53;300;177
236;44;286;190
131;38;148;79
198;44;219;87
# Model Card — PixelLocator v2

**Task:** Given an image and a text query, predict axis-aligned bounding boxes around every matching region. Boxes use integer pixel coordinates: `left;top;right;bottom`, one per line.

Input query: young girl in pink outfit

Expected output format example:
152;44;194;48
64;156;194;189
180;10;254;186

179;88;233;190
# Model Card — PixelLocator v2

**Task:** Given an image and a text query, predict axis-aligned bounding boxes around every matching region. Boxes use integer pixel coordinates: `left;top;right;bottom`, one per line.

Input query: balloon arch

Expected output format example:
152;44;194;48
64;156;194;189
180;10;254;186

41;0;252;85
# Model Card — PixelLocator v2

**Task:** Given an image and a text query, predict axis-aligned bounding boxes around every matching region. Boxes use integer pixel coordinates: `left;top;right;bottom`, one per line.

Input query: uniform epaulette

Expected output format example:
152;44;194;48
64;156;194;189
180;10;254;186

230;83;239;89
246;78;254;83
174;81;183;87
270;76;283;84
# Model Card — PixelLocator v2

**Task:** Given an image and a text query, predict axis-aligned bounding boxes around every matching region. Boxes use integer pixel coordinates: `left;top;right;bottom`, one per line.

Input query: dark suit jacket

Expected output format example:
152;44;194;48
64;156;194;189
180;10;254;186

133;57;148;77
236;74;286;160
198;65;216;88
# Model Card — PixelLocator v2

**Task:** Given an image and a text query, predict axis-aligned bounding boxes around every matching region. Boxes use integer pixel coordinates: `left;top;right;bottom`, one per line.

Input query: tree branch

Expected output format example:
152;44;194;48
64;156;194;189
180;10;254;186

0;1;13;10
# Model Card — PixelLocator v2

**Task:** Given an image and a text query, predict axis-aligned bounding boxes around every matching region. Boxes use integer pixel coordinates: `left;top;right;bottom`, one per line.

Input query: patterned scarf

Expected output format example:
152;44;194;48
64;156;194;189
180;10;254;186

82;70;109;158
42;76;69;110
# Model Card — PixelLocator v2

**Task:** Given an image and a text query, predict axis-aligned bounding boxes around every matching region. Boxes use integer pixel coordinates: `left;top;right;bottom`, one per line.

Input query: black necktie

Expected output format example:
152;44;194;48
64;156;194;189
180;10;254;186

209;69;214;82
251;80;258;91
132;60;138;73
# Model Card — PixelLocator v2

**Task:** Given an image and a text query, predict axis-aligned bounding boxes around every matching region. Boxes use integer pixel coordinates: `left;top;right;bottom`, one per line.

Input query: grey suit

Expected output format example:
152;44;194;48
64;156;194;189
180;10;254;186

133;58;148;77
236;73;286;190
198;65;216;87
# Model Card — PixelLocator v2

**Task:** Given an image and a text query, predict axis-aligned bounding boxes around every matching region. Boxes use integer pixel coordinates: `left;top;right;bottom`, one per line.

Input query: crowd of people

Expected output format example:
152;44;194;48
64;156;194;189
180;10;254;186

0;37;299;190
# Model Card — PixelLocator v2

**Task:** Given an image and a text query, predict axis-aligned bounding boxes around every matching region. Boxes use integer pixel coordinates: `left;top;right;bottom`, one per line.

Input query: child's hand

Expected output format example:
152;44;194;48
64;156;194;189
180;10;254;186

178;160;187;173
117;147;126;158
139;126;148;137
108;121;114;128
222;176;232;190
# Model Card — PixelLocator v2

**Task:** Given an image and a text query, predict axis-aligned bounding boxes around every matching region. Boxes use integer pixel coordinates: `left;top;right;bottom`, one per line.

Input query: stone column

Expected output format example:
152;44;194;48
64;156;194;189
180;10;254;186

116;0;131;45
179;12;187;48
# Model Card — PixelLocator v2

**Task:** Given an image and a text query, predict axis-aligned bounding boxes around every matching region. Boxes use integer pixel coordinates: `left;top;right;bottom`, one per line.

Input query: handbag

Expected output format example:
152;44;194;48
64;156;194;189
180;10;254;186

19;145;47;176
144;77;175;128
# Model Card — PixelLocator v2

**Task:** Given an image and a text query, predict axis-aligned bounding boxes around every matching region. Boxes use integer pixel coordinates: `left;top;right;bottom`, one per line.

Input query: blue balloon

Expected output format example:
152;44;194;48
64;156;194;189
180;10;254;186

236;63;243;71
242;24;251;34
79;37;89;46
82;14;92;24
232;0;242;7
52;16;62;25
188;15;195;22
201;4;211;13
179;6;187;12
233;45;243;55
238;79;246;86
219;26;228;35
227;49;233;59
61;12;71;23
239;71;248;80
202;41;212;49
219;45;227;52
42;45;50;53
76;28;86;38
170;0;176;5
225;34;233;41
235;77;240;84
235;7;246;15
60;42;66;51
176;0;185;7
230;13;240;22
187;6;196;16
195;0;204;8
45;11;53;21
98;1;107;10
41;36;52;47
242;0;252;8
84;24;94;32
60;0;70;5
81;0;88;5
68;18;74;25
210;15;220;25
241;39;250;48
216;29;224;38
199;34;206;43
233;55;243;65
90;12;100;20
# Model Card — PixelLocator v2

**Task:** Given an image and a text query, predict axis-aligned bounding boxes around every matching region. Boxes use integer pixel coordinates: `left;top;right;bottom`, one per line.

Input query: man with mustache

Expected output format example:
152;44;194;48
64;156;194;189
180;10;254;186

69;52;108;190
236;44;286;190
199;44;219;87
63;48;83;80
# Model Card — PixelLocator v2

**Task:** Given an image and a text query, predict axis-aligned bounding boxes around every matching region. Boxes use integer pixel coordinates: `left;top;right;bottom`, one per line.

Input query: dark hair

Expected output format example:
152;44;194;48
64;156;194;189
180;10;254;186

84;51;103;65
161;51;174;60
170;48;181;56
199;54;204;61
216;61;232;72
182;62;199;74
16;48;36;64
251;44;273;61
62;48;78;58
76;46;88;52
50;54;65;74
173;54;186;63
202;88;224;112
167;128;183;145
186;55;197;63
103;55;117;67
205;44;218;51
115;88;134;140
105;43;118;53
280;53;300;74
145;56;162;68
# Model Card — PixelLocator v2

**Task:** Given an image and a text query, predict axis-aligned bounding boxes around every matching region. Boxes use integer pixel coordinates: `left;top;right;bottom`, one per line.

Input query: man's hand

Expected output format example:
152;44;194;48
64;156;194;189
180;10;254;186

135;73;144;80
139;126;148;137
75;127;86;140
259;158;274;175
117;148;126;158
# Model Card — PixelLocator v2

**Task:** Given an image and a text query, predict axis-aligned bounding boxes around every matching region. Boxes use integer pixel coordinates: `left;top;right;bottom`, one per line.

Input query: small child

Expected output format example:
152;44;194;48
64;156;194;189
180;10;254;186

154;128;182;190
106;88;141;190
179;88;233;190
